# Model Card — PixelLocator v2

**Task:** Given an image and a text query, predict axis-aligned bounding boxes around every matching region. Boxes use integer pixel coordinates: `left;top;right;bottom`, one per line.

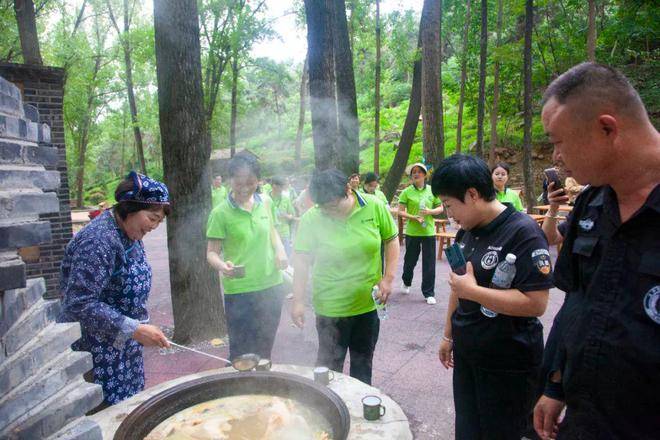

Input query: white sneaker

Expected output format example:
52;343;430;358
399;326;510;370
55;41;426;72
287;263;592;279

286;293;294;300
402;285;410;295
426;297;437;305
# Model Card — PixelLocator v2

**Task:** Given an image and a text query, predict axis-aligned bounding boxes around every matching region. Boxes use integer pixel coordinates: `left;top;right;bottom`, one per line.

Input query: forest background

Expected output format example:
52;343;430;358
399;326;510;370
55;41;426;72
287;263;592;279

2;0;658;208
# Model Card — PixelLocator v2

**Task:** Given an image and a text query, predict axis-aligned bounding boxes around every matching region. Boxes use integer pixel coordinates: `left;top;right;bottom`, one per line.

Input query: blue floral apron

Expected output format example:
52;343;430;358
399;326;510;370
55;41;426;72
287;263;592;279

59;211;152;405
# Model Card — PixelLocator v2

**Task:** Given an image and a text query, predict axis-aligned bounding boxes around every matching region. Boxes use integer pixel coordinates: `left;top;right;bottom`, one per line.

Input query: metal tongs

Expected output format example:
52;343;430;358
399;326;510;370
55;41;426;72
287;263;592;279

167;340;260;372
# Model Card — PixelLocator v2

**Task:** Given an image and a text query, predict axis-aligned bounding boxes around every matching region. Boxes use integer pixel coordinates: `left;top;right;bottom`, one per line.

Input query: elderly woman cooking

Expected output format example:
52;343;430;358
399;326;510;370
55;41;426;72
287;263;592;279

58;171;171;409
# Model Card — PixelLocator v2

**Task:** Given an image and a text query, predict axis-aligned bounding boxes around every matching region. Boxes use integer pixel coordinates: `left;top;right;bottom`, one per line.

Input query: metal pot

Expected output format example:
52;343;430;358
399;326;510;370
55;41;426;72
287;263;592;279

113;371;350;440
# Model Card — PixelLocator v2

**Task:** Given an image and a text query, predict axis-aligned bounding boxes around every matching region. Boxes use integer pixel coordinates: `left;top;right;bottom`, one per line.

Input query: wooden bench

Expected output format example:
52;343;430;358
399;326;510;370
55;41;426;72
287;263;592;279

436;231;457;260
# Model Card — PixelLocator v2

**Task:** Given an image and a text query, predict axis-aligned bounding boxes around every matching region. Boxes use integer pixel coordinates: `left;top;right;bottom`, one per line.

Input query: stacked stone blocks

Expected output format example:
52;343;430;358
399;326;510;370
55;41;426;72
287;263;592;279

0;73;102;440
0;63;73;299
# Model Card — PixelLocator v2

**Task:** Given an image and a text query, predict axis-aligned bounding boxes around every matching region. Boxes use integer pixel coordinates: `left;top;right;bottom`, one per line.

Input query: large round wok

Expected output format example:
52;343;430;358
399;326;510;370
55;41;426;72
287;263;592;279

113;370;350;440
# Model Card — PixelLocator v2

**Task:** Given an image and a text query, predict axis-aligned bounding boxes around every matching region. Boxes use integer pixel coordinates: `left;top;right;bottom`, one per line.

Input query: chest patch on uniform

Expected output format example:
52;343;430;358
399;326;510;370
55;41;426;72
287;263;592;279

481;251;499;270
532;249;552;275
578;218;595;231
643;285;660;325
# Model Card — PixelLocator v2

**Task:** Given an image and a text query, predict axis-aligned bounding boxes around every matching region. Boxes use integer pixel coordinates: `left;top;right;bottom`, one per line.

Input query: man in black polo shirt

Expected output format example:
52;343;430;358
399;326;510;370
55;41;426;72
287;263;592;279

432;154;553;438
534;63;660;439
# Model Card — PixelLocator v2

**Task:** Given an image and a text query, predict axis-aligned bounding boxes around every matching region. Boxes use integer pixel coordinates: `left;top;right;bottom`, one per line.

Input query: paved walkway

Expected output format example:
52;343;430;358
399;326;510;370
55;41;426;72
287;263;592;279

140;222;564;439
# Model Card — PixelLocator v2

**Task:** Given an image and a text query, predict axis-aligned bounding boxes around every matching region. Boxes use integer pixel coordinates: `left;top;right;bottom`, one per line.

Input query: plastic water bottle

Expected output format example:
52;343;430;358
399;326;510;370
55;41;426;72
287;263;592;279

481;253;517;318
372;285;388;320
419;200;428;228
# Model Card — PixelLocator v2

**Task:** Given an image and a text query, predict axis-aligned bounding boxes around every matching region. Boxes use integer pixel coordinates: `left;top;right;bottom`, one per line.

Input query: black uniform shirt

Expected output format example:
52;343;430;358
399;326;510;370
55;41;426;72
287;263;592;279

453;205;554;369
548;184;660;438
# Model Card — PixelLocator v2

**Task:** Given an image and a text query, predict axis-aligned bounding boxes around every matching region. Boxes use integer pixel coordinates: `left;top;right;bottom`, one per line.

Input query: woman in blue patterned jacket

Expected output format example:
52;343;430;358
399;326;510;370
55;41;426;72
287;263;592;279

58;171;171;409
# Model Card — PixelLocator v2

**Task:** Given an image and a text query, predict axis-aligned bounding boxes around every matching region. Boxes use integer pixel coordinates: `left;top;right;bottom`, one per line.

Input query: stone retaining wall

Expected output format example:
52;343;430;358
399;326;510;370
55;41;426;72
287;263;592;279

0;63;72;299
0;72;102;440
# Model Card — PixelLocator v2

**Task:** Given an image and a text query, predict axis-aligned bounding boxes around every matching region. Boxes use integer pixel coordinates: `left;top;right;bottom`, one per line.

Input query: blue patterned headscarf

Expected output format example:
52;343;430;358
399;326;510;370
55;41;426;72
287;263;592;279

116;171;170;205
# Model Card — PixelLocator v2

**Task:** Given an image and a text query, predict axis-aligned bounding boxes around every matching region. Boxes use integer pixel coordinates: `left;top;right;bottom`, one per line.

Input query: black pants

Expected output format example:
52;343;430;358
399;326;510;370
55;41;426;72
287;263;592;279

224;284;284;361
315;310;380;385
402;235;436;297
453;351;539;440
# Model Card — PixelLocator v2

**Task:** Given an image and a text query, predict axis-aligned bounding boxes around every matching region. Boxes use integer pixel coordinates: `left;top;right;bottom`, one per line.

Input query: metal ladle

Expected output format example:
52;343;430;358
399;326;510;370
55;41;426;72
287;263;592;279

167;340;260;372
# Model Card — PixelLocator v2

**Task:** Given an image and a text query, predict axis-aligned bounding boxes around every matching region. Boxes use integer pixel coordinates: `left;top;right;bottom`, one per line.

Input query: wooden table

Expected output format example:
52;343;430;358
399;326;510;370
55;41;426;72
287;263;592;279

436;231;457;260
533;204;573;214
528;214;546;226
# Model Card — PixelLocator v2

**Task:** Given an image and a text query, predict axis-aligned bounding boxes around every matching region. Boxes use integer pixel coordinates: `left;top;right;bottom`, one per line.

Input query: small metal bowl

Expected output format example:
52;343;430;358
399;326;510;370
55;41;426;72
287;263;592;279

231;353;260;372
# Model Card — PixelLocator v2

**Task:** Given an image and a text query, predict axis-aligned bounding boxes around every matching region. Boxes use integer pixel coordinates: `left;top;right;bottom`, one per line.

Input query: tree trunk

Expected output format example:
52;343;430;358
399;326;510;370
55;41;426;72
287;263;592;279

153;0;225;343
587;0;596;61
475;0;488;158
107;0;147;173
229;54;239;157
488;0;503;168
75;54;102;208
332;0;359;176
373;0;381;174
420;0;443;168
294;57;308;167
304;0;338;171
382;33;423;201
455;0;471;153
13;0;42;65
522;0;535;212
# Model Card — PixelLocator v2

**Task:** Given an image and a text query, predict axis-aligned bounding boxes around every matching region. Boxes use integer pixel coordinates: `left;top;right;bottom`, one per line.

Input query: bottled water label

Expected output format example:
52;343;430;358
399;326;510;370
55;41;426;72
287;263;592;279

419;200;428;228
482;253;517;318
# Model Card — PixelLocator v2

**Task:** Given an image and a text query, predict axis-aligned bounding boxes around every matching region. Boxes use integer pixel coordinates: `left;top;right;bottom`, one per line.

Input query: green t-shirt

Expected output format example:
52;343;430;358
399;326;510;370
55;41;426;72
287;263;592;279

271;193;295;239
359;188;389;206
206;194;283;294
496;188;524;212
398;184;442;236
294;192;398;318
375;189;389;206
211;186;227;208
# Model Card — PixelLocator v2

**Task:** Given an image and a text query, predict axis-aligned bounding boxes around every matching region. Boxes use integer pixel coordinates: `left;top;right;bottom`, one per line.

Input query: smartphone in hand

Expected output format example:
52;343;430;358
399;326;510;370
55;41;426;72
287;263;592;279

544;168;564;190
445;243;467;275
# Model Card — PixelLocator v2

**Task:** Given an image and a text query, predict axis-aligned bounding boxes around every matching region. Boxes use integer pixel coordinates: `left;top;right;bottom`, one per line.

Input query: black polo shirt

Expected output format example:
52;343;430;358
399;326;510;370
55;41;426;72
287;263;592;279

453;205;554;369
546;184;660;439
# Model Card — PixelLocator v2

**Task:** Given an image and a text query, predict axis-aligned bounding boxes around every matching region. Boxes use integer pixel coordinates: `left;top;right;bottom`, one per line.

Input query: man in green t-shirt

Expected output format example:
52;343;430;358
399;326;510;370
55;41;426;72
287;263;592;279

211;175;228;208
362;172;390;207
397;163;444;304
292;169;400;385
270;176;297;255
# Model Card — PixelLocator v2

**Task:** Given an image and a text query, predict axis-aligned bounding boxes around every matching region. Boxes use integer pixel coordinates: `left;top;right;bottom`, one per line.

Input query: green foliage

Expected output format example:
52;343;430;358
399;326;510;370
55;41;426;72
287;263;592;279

2;0;656;195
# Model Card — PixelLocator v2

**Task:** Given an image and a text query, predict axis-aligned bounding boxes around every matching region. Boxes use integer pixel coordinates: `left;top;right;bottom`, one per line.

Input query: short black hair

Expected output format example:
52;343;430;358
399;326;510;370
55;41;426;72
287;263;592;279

491;162;510;175
363;172;379;184
349;173;360;180
310;169;348;205
113;178;171;220
542;62;647;120
431;154;496;202
227;152;261;179
271;176;285;186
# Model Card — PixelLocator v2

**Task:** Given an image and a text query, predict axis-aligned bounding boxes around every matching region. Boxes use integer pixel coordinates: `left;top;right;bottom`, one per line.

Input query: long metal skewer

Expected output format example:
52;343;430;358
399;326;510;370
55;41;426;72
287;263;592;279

167;340;231;364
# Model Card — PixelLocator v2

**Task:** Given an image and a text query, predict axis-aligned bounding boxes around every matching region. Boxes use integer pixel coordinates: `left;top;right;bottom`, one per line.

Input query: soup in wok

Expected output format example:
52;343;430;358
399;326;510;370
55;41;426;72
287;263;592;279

146;394;332;440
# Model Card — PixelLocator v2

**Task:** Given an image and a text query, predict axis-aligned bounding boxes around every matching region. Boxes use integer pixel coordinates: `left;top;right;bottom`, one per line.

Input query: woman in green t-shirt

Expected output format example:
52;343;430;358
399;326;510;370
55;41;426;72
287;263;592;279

492;162;525;212
291;169;400;385
206;153;288;362
397;163;444;305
